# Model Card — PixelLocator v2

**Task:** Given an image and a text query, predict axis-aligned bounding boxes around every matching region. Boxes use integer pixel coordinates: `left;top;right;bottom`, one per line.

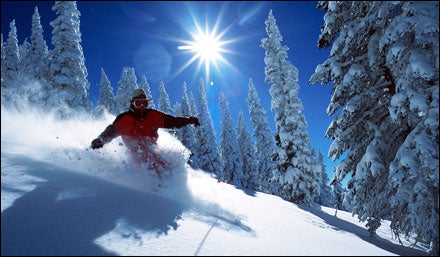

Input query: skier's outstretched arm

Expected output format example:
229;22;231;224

163;113;200;128
91;124;118;149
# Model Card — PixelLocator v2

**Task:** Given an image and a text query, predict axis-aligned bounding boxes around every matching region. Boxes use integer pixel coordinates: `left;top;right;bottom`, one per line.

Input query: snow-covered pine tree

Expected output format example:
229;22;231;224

1;33;4;73
218;92;245;187
261;10;319;206
190;92;200;125
309;148;322;204
95;68;116;118
157;81;176;135
179;82;198;163
188;90;202;168
48;1;91;119
1;20;20;106
237;110;258;190
22;7;49;81
194;78;222;176
332;179;345;217
115;67;138;113
246;78;276;194
309;1;438;253
310;0;402;236
189;91;198;117
158;81;174;115
384;2;439;254
18;38;30;77
3;8;50;111
314;150;334;207
173;101;183;139
3;20;20;80
19;6;50;111
139;75;155;109
173;102;181;116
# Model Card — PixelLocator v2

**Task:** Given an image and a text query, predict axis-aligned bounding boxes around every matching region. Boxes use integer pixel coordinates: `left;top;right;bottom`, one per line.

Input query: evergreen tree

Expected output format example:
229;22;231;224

18;38;30;75
310;1;438;253
189;91;198;116
115;67;138;113
237;110;258;190
22;7;49;81
173;102;181;117
218;92;245;187
314;150;334;207
194;78;222;176
173;101;183;139
332;179;345;217
1;20;21;106
246;78;276;193
386;3;439;253
48;1;91;118
1;34;3;85
180;82;198;163
158;81;173;115
3;20;20;79
96;68;116;118
157;81;176;135
139;75;155;109
261;10;319;205
188;90;201;168
1;33;4;72
17;37;48;109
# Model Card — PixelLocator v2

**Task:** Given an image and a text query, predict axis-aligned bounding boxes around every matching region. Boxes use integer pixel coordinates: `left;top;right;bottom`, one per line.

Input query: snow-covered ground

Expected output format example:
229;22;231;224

1;107;430;256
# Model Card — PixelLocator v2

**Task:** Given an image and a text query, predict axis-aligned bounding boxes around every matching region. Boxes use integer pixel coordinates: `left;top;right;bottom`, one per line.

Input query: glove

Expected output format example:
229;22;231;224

91;138;104;149
188;117;200;127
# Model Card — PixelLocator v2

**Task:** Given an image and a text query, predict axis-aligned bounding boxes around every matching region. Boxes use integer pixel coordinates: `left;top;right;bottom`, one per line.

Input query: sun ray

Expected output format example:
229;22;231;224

174;7;238;84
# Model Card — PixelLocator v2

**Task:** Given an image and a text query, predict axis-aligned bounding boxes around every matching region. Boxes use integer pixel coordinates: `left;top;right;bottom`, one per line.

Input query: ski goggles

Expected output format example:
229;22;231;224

133;99;148;108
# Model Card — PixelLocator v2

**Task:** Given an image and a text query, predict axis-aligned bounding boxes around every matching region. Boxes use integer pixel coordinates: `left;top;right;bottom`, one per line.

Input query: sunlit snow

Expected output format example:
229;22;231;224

1;106;429;256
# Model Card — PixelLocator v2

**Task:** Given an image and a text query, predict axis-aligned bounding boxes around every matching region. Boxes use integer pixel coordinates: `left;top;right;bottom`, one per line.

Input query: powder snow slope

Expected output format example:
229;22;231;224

1;107;429;256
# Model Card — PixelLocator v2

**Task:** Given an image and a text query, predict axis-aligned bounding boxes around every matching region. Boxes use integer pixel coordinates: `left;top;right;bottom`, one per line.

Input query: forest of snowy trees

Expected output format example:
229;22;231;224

1;1;438;254
309;1;438;254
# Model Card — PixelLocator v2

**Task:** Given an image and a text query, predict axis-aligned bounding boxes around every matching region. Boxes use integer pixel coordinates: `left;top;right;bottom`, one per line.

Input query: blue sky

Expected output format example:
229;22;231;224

1;1;338;178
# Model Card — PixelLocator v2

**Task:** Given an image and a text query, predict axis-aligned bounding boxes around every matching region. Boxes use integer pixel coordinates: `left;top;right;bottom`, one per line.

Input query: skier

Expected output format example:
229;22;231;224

91;88;200;173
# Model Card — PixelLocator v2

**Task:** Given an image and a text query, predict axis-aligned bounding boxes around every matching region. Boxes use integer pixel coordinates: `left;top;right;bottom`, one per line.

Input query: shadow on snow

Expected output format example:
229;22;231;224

1;153;254;256
1;154;185;256
298;205;429;256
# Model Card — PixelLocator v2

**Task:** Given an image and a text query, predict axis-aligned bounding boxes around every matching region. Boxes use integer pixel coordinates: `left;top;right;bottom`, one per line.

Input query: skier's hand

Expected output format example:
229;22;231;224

189;117;200;127
91;138;104;149
188;117;200;127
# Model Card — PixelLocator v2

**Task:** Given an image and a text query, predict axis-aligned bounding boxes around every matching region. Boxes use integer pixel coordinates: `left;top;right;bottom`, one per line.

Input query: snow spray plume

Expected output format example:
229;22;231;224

2;77;92;121
2;79;223;208
1;101;198;204
3;103;250;227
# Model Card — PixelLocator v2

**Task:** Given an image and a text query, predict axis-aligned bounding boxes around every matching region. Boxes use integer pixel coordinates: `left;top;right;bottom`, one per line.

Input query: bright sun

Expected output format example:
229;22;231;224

181;33;221;62
175;17;235;83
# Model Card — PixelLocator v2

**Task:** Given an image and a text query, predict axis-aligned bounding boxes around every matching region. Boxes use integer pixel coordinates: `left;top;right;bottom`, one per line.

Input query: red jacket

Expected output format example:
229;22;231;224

98;108;193;155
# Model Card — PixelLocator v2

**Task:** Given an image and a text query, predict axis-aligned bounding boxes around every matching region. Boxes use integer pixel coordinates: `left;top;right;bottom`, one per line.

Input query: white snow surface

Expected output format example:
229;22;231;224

1;106;429;256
